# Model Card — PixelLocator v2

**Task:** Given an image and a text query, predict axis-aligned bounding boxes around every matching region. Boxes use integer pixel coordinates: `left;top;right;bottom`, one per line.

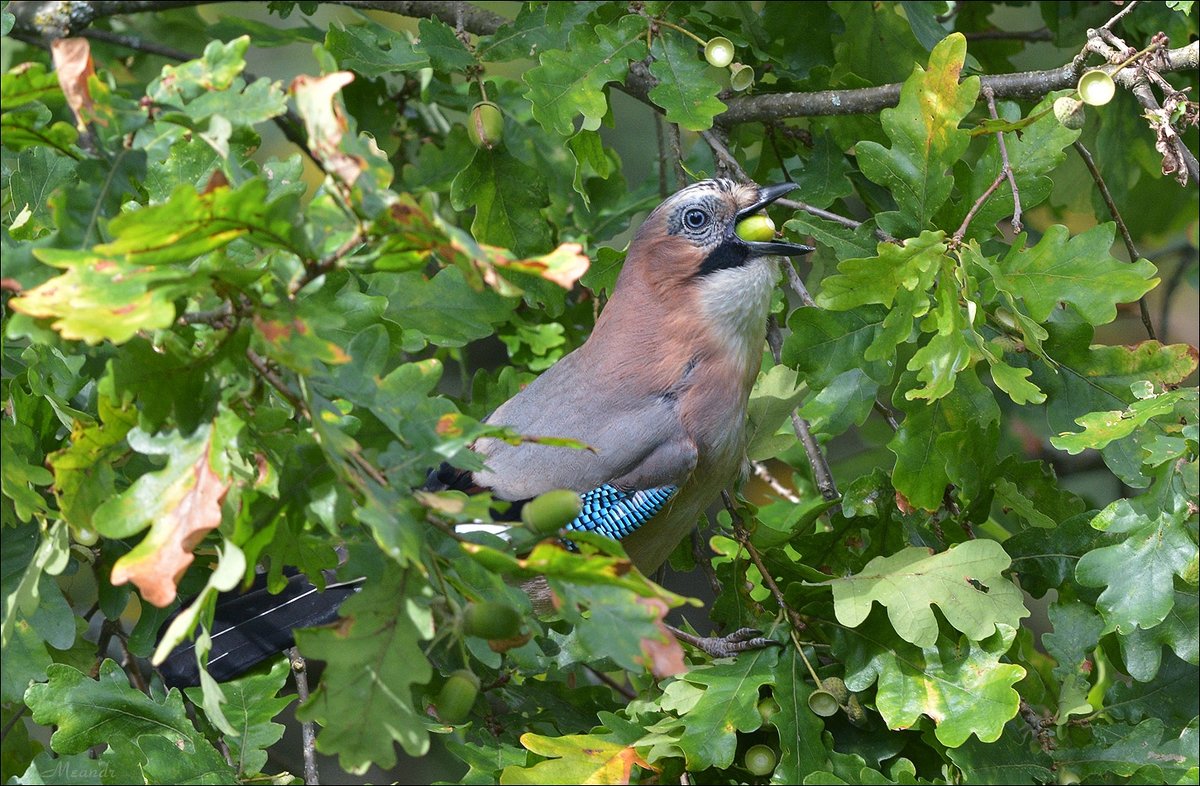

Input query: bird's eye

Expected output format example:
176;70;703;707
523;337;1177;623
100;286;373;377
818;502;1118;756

683;208;709;229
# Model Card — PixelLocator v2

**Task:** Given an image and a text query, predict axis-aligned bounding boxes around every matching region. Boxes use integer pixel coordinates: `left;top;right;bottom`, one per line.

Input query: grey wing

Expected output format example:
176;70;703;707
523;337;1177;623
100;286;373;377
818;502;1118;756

473;351;697;501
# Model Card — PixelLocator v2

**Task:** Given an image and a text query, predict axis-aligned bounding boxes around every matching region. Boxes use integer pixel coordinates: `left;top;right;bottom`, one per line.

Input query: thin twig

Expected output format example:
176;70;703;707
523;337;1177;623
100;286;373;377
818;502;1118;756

766;317;840;503
873;401;900;431
292;226;367;294
119;636;149;693
692;525;722;597
752;461;801;504
1101;0;1142;31
583;663;636;700
1072;140;1157;340
667;121;685;190
783;261;816;307
952;169;1007;247
983;86;1022;233
179;302;234;327
246;349;306;414
725;492;806;633
0;705;28;743
289;648;320;786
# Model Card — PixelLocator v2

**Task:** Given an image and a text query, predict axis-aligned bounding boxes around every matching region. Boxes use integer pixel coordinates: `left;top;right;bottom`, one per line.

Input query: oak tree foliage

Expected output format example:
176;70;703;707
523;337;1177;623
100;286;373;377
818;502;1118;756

1;1;1197;783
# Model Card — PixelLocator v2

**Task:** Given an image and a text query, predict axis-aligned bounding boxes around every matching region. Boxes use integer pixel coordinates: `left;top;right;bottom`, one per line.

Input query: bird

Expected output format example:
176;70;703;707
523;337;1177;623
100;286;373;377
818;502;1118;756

159;178;811;687
431;178;811;572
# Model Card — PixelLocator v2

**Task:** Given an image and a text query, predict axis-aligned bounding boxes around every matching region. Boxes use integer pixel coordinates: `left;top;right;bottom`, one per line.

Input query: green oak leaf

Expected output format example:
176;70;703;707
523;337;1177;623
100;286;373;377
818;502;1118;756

5;146;76;239
523;15;648;137
1107;651;1200;726
450;146;552;256
378;267;516;351
147;37;250;103
25;660;234;781
889;368;999;511
47;386;137;531
1050;718;1198;782
476;2;590;62
642;648;778;770
184;657;295;777
325;21;428;78
548;582;684;678
783;305;893;389
823;540;1029;648
1043;601;1104;723
905;265;975;401
1;62;64;109
416;18;476;72
1076;481;1197;634
1051;388;1196;455
856;33;979;234
745;365;807;461
816;230;946;361
782;213;878;261
768;647;830;784
648;31;725;131
566;129;613;206
1034;311;1198;486
946;721;1055;785
1117;590;1199;684
989;224;1158;325
295;571;432;774
10;178;304;344
838;616;1026;747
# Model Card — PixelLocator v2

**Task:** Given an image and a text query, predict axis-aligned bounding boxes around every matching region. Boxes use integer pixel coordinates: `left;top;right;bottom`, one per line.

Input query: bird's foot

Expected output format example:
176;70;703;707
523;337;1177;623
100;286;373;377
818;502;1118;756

665;625;781;658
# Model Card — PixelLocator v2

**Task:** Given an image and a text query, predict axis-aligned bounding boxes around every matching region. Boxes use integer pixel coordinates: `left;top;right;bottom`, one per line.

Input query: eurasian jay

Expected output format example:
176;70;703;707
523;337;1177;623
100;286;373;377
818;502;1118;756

159;178;811;687
430;178;811;573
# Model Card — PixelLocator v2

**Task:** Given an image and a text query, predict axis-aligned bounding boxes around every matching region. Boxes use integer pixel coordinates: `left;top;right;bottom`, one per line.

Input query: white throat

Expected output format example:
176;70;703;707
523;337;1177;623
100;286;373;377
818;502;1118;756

695;256;780;365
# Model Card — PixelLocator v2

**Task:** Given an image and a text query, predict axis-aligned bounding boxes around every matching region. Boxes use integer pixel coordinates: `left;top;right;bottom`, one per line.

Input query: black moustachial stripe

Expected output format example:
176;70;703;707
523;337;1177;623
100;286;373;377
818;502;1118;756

696;238;750;277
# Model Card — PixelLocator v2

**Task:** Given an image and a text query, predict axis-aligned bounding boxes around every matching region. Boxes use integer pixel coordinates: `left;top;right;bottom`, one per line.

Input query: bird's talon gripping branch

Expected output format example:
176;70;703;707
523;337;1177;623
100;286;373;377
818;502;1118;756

665;624;781;658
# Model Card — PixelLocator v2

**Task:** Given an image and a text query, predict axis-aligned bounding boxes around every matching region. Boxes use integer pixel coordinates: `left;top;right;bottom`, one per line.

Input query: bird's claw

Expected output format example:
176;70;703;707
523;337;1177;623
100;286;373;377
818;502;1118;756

665;624;781;658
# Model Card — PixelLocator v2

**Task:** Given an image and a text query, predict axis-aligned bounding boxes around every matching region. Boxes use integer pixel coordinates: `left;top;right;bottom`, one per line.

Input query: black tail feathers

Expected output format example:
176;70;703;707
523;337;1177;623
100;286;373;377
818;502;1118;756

156;570;362;689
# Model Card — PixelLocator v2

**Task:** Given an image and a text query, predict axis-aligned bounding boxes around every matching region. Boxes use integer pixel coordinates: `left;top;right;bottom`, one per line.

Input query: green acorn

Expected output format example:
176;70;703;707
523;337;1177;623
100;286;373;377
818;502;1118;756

435;669;480;724
467;101;503;149
463;601;523;640
735;214;776;242
1053;96;1086;130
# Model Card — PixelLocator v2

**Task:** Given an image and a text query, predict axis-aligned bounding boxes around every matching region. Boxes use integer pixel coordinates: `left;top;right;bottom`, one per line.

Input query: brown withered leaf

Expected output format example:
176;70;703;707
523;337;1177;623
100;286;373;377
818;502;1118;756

51;38;95;128
110;444;230;607
290;72;364;186
636;597;686;678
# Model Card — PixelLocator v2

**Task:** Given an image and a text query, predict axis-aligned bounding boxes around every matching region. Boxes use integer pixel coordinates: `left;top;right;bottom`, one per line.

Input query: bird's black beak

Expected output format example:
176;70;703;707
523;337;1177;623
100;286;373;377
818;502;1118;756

737;182;814;257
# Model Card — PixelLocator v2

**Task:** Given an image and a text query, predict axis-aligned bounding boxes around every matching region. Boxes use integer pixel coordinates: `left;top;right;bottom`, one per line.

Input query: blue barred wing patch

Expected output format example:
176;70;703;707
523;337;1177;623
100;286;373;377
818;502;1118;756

564;484;677;541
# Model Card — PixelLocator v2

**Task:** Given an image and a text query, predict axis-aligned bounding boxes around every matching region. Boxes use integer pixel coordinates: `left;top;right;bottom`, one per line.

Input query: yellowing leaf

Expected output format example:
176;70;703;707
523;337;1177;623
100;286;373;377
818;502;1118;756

501;732;652;785
856;33;979;234
822;540;1029;647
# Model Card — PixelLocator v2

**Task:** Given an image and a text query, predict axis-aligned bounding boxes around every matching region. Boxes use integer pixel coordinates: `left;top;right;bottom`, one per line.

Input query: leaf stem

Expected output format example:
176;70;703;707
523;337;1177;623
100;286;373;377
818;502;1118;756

1072;140;1157;340
649;17;707;47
